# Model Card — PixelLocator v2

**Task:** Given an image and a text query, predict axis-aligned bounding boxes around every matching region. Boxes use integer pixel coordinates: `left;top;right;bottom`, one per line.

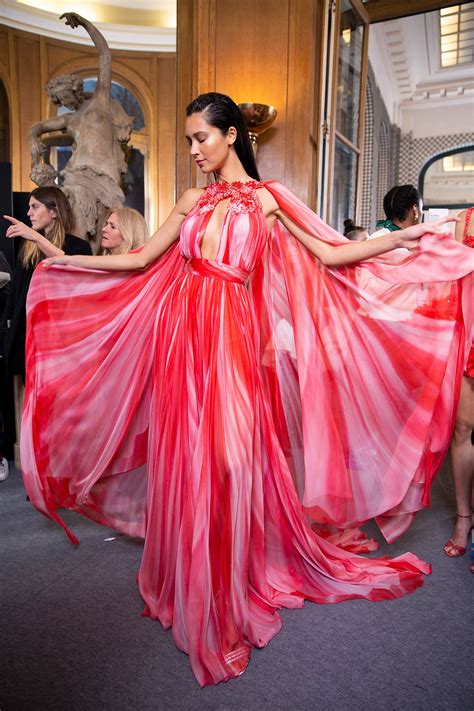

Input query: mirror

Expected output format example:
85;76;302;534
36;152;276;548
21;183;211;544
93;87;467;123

420;147;474;208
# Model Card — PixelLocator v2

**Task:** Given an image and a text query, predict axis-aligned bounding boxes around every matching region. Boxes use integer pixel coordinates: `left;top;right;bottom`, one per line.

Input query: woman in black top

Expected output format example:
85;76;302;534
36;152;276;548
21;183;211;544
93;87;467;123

2;186;92;381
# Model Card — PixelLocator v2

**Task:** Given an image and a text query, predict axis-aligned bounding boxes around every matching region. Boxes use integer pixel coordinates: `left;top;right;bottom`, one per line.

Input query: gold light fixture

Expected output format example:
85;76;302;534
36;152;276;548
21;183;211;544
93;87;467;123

238;103;277;154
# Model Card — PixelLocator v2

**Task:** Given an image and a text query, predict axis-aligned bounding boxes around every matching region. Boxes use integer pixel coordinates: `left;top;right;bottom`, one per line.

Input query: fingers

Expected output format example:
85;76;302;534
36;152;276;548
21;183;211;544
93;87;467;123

43;257;66;267
429;226;450;235
428;215;459;228
4;216;27;239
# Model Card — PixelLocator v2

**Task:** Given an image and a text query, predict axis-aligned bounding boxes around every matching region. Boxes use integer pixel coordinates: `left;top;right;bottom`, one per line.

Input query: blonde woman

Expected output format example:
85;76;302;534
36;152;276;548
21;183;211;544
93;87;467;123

2;186;91;381
101;206;148;255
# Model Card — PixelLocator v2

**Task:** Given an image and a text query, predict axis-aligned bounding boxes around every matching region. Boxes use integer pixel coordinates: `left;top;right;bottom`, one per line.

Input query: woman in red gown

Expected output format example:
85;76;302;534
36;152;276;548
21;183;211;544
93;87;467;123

22;93;474;685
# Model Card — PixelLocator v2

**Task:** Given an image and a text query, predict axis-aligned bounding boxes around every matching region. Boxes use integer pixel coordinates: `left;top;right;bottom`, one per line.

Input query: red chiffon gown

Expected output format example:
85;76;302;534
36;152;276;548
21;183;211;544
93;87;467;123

462;206;474;377
22;181;474;686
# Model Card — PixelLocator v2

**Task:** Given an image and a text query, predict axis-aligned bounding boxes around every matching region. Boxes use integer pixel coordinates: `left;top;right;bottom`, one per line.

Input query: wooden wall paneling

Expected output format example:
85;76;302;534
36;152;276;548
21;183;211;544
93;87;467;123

16;35;42;191
0;28;12;166
214;0;289;186
45;43;94;78
112;53;153;87
176;1;330;203
196;0;216;97
148;55;159;231
39;37;48;118
7;29;21;189
285;0;318;204
156;55;177;227
0;29;10;69
175;0;216;193
176;0;197;195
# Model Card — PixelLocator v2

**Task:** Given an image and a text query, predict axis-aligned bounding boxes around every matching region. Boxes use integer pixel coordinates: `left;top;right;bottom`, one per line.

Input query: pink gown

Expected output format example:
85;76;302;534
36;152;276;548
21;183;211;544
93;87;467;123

462;206;474;377
22;180;474;686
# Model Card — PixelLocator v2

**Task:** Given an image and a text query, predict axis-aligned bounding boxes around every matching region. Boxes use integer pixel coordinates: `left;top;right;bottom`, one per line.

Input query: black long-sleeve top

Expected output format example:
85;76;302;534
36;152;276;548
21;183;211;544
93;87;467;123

1;234;92;380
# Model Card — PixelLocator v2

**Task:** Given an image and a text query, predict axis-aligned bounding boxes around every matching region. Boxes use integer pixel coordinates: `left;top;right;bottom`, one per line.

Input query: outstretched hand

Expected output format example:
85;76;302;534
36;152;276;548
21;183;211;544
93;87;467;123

43;256;71;267
397;215;459;249
3;215;40;243
60;13;86;30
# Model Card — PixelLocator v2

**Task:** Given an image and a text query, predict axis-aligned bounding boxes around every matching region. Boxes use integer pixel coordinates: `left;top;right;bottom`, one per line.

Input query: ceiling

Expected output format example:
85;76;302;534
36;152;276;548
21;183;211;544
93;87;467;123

1;0;473;125
369;9;474;124
0;0;176;50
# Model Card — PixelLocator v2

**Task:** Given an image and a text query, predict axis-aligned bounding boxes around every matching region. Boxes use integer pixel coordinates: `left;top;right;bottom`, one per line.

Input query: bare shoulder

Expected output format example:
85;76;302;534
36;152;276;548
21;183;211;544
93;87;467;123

256;186;279;217
175;187;206;216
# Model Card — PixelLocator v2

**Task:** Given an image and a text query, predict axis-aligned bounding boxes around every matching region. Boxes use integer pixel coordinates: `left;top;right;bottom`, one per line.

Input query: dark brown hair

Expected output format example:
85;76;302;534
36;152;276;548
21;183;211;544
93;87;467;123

23;186;75;267
186;92;260;180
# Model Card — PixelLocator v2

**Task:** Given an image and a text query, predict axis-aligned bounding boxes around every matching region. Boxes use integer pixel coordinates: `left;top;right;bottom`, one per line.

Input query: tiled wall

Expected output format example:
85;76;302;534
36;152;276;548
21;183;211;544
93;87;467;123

360;64;474;229
360;65;400;232
398;131;474;186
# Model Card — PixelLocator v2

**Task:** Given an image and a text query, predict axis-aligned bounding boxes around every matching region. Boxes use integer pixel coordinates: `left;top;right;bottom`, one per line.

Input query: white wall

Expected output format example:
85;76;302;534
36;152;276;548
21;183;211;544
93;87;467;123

400;100;474;138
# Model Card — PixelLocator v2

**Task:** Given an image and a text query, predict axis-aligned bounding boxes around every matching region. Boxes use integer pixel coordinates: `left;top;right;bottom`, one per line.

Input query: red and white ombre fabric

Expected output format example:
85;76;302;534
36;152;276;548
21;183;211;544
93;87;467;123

22;181;473;685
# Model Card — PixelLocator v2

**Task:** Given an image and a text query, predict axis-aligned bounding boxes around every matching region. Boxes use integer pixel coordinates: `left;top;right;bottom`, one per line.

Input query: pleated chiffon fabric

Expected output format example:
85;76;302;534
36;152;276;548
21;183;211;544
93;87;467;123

22;181;474;685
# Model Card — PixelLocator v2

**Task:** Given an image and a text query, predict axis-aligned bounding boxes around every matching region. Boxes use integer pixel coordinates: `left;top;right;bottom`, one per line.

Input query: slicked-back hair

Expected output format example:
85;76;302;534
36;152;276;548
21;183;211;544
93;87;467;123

186;92;260;181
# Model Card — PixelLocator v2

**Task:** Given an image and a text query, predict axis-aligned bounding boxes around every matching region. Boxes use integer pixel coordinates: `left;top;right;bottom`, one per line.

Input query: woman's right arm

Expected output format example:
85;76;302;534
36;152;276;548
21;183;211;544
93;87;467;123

454;209;468;244
44;189;203;272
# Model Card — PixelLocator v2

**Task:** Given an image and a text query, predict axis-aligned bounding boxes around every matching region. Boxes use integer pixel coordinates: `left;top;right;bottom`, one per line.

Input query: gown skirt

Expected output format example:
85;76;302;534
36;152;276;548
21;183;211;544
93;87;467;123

21;181;474;685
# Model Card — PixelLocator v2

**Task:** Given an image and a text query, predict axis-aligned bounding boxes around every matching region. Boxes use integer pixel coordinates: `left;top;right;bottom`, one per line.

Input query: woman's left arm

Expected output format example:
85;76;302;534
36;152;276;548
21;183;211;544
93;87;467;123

3;216;66;258
274;209;458;268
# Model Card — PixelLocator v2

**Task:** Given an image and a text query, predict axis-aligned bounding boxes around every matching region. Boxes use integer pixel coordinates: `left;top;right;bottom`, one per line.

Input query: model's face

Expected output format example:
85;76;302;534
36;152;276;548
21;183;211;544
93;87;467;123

27;198;56;232
101;213;125;254
185;112;235;175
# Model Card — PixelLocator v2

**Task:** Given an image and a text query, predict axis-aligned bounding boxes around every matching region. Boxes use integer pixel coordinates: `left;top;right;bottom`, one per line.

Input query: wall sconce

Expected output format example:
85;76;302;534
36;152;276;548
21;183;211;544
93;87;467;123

238;103;277;155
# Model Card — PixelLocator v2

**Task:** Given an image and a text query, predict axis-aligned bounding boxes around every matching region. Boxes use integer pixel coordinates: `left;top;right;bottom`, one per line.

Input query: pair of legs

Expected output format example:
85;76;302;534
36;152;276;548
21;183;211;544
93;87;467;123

444;374;474;557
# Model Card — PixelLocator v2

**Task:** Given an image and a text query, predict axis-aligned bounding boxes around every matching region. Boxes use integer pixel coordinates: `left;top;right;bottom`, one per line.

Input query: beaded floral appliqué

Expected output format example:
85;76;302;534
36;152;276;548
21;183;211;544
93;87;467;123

196;180;266;215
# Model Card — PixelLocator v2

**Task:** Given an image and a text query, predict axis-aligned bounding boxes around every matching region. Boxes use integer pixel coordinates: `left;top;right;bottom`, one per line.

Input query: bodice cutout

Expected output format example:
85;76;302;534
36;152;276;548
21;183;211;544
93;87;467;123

180;180;269;269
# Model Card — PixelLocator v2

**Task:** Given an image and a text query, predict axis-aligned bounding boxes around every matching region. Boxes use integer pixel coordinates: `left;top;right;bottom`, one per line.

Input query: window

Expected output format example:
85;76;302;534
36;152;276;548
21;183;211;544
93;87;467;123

329;0;368;231
84;79;145;131
440;4;474;68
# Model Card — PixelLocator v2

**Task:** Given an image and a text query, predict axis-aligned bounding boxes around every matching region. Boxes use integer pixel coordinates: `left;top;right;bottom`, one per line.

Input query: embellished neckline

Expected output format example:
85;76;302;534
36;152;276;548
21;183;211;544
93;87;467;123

210;179;264;189
194;179;266;214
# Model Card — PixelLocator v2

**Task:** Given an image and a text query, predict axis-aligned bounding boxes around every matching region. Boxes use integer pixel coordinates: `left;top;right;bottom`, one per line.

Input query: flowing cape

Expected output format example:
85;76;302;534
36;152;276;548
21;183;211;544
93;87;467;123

21;181;474;546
